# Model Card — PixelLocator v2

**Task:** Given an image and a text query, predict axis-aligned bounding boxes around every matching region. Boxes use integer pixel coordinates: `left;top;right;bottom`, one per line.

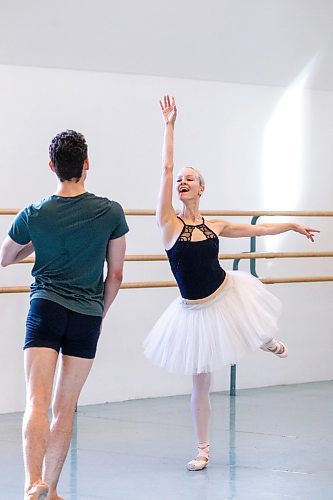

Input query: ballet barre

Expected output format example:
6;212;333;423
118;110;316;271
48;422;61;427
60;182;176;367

13;250;333;265
1;274;333;295
2;209;333;217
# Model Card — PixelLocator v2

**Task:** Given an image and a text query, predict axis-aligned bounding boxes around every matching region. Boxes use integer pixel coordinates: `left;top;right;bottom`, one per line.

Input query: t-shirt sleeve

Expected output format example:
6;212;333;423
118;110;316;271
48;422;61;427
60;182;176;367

8;208;31;245
109;201;129;240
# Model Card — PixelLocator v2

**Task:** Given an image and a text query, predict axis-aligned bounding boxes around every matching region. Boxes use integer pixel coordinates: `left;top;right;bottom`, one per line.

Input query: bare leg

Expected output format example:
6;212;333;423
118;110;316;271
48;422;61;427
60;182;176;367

187;373;212;471
23;347;58;499
44;354;94;500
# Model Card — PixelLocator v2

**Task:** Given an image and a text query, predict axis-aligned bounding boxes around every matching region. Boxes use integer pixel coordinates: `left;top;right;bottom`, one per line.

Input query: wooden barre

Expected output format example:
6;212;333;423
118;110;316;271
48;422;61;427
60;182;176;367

2;209;333;217
1;276;333;293
261;276;333;284
18;251;333;265
228;251;333;259
121;277;333;287
124;210;333;217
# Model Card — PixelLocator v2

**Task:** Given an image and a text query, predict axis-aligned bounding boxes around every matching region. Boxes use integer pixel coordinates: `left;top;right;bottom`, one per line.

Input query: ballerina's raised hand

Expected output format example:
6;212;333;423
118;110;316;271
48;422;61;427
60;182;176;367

160;95;177;125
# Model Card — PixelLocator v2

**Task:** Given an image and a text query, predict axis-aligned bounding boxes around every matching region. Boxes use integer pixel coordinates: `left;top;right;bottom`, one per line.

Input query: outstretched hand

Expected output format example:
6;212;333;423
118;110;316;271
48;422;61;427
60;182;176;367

160;95;177;125
294;225;320;242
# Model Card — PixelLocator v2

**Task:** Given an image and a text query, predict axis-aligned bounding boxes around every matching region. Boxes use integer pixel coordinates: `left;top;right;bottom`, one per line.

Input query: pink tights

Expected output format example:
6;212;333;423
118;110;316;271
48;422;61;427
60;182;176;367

190;373;212;445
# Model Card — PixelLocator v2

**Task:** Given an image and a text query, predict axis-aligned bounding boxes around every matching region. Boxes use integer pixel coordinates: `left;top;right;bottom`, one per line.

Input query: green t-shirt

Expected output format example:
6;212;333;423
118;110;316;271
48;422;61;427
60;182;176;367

8;192;129;316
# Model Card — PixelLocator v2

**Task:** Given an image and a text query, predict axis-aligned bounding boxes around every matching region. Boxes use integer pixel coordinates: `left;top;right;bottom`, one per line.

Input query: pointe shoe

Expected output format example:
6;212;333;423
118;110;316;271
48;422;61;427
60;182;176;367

261;339;288;358
25;480;49;500
186;443;209;471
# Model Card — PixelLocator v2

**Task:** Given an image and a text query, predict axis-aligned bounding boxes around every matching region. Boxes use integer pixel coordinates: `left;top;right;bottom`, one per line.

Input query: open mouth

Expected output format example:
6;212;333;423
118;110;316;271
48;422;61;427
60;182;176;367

179;186;190;193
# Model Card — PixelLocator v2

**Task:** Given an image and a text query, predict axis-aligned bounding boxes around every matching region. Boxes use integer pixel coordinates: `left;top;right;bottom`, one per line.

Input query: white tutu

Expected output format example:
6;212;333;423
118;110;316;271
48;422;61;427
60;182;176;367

143;271;282;375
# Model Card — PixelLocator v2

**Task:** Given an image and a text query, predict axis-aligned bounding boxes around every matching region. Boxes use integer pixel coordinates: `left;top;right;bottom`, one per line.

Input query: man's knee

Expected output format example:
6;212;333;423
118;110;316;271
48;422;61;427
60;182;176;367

51;405;77;427
25;395;51;415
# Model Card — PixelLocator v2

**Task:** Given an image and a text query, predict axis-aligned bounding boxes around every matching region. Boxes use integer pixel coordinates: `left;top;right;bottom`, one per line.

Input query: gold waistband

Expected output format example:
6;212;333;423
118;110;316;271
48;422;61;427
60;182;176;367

181;273;230;305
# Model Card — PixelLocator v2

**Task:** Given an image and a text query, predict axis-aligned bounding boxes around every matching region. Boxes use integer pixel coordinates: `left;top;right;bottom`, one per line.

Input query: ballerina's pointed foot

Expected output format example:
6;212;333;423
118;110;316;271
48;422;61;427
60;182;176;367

25;481;49;500
261;339;288;358
186;443;209;471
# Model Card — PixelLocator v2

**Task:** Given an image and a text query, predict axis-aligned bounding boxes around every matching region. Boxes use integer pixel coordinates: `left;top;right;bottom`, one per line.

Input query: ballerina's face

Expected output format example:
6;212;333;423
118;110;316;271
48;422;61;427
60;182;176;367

176;167;205;201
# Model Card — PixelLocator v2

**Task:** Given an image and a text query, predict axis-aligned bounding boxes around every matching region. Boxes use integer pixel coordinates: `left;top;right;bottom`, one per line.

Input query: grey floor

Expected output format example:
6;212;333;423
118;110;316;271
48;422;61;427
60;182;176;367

1;381;332;500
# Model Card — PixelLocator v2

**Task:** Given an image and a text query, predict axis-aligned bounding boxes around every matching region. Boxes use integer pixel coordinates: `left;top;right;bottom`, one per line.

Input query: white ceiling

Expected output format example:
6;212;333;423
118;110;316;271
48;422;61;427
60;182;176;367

0;0;332;90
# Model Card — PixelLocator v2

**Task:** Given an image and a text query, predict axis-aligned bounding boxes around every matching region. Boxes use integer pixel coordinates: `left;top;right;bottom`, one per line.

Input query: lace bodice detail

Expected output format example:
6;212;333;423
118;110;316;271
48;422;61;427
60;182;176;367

178;217;217;241
166;216;225;299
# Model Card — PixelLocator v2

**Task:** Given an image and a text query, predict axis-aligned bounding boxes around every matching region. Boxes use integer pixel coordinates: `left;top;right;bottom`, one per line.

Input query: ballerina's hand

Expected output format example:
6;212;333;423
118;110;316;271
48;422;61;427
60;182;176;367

294;225;320;242
160;95;177;125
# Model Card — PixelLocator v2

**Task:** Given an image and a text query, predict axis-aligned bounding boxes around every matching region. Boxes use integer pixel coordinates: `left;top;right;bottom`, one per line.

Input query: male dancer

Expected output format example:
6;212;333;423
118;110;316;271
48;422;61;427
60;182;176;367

0;130;128;499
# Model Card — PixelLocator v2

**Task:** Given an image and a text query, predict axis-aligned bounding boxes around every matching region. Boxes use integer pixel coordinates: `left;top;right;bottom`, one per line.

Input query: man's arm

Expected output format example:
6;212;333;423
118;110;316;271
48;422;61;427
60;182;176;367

0;236;34;267
102;235;126;319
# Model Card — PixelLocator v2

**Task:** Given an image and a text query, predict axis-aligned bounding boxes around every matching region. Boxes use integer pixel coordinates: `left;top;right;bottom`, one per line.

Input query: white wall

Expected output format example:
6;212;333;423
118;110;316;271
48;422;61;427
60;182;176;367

0;64;332;413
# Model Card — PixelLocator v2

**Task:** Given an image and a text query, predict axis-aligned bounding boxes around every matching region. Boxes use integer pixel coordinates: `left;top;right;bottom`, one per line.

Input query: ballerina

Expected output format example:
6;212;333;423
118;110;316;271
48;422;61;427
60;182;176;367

144;95;319;471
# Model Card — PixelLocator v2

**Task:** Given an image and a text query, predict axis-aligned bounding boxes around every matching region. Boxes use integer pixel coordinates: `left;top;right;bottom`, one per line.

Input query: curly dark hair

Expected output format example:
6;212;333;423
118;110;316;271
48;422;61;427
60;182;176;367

49;130;88;182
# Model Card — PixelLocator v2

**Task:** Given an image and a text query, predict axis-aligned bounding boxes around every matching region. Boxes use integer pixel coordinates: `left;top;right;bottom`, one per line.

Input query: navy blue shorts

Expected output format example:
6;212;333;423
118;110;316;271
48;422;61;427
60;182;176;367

25;298;102;359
